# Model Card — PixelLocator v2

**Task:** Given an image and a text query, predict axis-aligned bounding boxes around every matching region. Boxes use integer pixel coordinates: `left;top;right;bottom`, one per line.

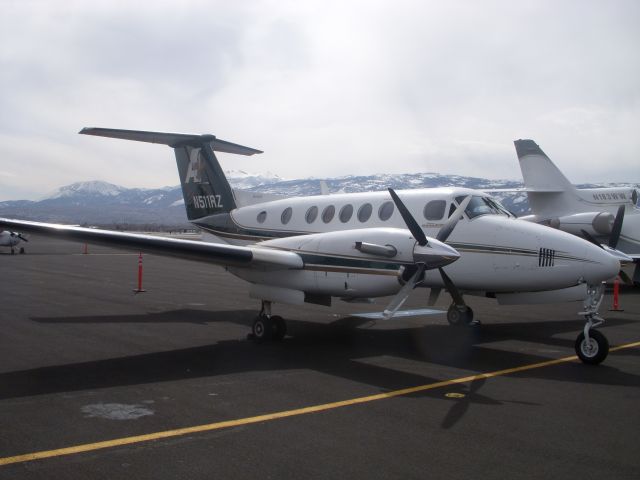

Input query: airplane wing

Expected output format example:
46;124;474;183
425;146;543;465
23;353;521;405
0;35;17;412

0;218;302;270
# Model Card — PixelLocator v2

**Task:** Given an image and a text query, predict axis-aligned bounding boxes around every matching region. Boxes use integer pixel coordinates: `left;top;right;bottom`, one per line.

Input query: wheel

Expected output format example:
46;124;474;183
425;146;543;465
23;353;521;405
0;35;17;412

447;305;474;326
271;315;287;341
19;247;25;254
575;330;609;365
252;315;273;343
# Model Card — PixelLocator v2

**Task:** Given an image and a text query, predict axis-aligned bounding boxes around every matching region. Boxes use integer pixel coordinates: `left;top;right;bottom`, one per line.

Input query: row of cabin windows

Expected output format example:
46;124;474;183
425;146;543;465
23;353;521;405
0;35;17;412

256;199;448;225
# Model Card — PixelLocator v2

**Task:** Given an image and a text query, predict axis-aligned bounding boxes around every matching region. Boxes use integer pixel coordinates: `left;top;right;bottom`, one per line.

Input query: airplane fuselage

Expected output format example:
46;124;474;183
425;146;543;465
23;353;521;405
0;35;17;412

193;187;618;298
524;187;640;256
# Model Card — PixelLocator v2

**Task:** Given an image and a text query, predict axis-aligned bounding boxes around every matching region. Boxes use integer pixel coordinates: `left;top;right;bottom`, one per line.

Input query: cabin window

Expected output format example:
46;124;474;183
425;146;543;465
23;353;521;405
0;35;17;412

378;201;394;221
305;206;318;223
339;204;354;223
424;200;446;220
357;203;373;222
257;211;267;223
281;207;292;225
322;205;336;223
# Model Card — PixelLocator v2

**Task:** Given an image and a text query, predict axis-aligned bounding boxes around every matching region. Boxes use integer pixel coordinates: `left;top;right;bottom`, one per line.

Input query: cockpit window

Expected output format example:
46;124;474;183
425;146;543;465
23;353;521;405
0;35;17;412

455;195;511;219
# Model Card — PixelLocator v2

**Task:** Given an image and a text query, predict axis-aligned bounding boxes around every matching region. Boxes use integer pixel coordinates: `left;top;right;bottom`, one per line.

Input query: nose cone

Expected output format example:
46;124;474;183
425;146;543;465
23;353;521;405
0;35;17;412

582;240;621;284
413;239;460;269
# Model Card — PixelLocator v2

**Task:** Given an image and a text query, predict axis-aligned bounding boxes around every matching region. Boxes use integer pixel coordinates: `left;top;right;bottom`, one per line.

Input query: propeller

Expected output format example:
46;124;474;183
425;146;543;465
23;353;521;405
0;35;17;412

10;231;28;242
381;189;466;319
609;205;624;249
388;188;428;246
436;196;472;243
581;227;633;284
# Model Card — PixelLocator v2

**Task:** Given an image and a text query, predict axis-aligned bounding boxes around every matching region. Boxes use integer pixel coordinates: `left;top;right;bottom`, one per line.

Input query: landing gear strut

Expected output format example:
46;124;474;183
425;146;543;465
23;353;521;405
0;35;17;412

250;301;287;343
575;283;609;365
447;304;475;326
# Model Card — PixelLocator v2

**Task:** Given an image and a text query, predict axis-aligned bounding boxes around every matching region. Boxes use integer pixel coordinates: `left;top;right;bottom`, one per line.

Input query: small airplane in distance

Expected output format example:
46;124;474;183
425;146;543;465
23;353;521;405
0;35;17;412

514;139;640;285
0;128;626;365
0;230;28;254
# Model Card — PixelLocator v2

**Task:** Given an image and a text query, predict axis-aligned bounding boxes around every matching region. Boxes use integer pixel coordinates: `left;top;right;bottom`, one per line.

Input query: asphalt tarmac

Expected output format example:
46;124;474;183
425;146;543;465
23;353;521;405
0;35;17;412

1;235;639;479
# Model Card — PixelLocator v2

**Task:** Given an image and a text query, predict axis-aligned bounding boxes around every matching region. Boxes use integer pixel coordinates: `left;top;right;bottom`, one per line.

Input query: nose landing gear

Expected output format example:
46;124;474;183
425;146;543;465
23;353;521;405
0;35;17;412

576;283;609;365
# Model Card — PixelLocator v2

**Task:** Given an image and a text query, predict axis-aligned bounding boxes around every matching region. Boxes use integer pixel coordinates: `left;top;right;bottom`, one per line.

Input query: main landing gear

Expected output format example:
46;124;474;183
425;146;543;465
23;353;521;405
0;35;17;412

575;283;609;365
447;304;475;326
250;301;287;343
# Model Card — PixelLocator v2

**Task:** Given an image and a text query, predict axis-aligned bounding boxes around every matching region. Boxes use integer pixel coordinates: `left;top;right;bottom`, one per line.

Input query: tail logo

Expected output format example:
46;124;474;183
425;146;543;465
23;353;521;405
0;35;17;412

185;148;209;184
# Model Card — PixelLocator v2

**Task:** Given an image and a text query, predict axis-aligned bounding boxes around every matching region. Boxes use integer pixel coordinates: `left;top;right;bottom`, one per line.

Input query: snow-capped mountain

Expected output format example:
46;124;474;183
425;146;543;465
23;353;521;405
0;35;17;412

1;174;637;228
43;181;128;200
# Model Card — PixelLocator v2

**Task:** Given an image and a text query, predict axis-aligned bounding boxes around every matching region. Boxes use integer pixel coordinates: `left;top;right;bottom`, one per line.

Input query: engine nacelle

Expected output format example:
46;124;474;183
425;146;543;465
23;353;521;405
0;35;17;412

549;211;614;236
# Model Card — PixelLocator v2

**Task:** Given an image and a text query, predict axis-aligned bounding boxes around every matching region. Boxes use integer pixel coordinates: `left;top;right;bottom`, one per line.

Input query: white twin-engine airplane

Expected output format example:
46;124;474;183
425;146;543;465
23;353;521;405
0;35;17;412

515;139;640;285
0;230;28;254
0;128;625;365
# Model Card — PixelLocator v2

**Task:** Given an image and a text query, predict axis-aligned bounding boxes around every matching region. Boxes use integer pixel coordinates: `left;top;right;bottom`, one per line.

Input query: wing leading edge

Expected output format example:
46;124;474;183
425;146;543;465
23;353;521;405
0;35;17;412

0;218;302;269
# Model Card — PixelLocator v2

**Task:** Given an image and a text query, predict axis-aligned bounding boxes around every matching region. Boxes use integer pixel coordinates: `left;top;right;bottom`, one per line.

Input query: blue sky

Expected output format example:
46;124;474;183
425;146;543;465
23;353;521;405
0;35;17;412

1;0;639;200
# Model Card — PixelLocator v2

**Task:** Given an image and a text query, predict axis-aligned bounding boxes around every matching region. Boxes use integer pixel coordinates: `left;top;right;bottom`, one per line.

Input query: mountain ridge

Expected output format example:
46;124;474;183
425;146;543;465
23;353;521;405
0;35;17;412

1;174;638;228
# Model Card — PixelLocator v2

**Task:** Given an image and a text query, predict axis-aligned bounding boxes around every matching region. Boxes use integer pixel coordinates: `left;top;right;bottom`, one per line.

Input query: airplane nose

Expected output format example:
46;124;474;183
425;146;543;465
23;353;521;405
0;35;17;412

583;241;621;284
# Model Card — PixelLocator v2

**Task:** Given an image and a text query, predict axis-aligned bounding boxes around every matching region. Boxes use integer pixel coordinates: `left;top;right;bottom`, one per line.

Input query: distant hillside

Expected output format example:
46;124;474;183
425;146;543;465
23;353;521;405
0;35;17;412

1;172;637;229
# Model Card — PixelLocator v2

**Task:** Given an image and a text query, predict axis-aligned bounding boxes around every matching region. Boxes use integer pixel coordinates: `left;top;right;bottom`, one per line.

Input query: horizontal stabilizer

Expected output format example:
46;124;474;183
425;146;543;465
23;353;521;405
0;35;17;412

79;127;263;155
351;308;445;320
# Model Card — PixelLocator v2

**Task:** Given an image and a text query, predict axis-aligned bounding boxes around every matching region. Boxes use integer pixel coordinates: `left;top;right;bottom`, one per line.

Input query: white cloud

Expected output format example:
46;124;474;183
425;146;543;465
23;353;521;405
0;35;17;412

1;0;639;200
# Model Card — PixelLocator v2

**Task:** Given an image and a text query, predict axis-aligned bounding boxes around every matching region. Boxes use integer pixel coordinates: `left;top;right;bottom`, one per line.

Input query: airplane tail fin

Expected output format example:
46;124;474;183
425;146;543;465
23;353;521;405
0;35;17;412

514;140;575;193
514;139;580;217
79;128;262;220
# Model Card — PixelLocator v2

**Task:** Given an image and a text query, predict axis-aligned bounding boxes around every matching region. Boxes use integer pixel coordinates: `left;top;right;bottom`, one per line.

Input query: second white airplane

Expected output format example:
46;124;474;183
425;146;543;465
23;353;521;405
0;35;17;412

0;128;624;365
0;230;27;254
514;139;639;285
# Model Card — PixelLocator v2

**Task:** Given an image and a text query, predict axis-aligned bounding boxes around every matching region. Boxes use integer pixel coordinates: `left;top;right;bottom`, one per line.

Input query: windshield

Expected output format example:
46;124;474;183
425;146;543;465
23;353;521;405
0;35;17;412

455;195;512;219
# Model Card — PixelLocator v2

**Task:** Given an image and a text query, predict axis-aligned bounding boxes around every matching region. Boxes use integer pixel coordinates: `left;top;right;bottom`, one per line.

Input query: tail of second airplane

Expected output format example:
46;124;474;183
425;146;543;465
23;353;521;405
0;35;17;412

79;128;262;221
514;139;580;217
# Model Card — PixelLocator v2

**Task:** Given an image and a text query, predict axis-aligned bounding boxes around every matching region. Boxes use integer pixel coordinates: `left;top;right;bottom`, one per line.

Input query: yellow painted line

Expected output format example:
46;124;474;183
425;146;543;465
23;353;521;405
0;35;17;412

1;340;639;467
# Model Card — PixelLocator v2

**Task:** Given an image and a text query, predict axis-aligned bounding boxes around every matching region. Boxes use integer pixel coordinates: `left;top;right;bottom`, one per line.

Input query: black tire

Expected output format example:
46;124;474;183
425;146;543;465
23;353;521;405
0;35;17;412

575;330;609;365
252;315;273;343
271;315;287;341
447;305;474;326
19;247;25;254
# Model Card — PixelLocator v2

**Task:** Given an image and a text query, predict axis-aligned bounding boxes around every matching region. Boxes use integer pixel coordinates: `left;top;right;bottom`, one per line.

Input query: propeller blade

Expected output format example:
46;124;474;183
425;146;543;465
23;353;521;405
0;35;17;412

580;229;604;250
609;205;624;249
619;270;633;285
437;196;472;243
582;229;632;264
438;267;466;306
382;263;426;320
388;188;428;246
17;234;28;242
427;287;441;306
